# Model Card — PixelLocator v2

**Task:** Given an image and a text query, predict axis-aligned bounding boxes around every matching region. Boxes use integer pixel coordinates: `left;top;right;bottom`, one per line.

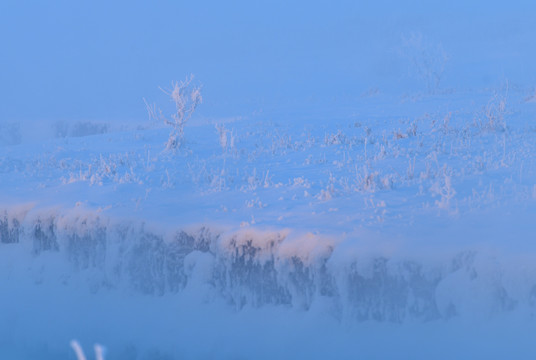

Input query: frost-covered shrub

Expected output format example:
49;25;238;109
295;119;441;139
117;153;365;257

145;75;202;150
215;232;292;308
0;213;20;243
342;258;441;322
476;88;508;133
61;153;143;186
67;227;107;271
33;218;59;253
430;164;457;210
128;233;169;295
215;123;236;155
127;230;212;295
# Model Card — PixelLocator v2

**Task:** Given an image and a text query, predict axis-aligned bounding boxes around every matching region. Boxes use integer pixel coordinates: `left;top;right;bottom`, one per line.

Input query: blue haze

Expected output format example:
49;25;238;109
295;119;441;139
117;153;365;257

1;0;535;122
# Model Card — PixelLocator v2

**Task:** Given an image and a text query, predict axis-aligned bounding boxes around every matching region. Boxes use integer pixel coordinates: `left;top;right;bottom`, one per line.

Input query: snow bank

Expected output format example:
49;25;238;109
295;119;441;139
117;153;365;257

1;205;536;359
2;206;535;321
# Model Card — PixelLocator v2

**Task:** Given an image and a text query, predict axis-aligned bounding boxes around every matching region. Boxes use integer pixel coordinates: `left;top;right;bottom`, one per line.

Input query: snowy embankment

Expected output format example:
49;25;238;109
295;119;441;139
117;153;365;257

2;205;536;321
2;206;536;359
2;87;536;358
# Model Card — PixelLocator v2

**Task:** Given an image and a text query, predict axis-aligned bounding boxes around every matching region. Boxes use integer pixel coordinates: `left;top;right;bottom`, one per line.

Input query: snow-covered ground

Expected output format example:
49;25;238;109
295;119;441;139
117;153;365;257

2;85;536;359
2;1;536;359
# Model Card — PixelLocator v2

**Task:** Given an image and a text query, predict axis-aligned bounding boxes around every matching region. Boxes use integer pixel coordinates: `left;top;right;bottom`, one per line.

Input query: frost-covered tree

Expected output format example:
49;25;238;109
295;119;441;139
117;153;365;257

145;75;202;150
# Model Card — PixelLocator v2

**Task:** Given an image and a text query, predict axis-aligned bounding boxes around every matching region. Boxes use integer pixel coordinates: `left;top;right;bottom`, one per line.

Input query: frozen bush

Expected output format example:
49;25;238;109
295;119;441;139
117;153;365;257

215;122;235;155
145;75;202;150
0;212;20;243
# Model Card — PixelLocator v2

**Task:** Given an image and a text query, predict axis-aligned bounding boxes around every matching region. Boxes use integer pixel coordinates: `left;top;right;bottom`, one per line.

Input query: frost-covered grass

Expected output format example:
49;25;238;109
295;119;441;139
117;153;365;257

1;85;535;234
